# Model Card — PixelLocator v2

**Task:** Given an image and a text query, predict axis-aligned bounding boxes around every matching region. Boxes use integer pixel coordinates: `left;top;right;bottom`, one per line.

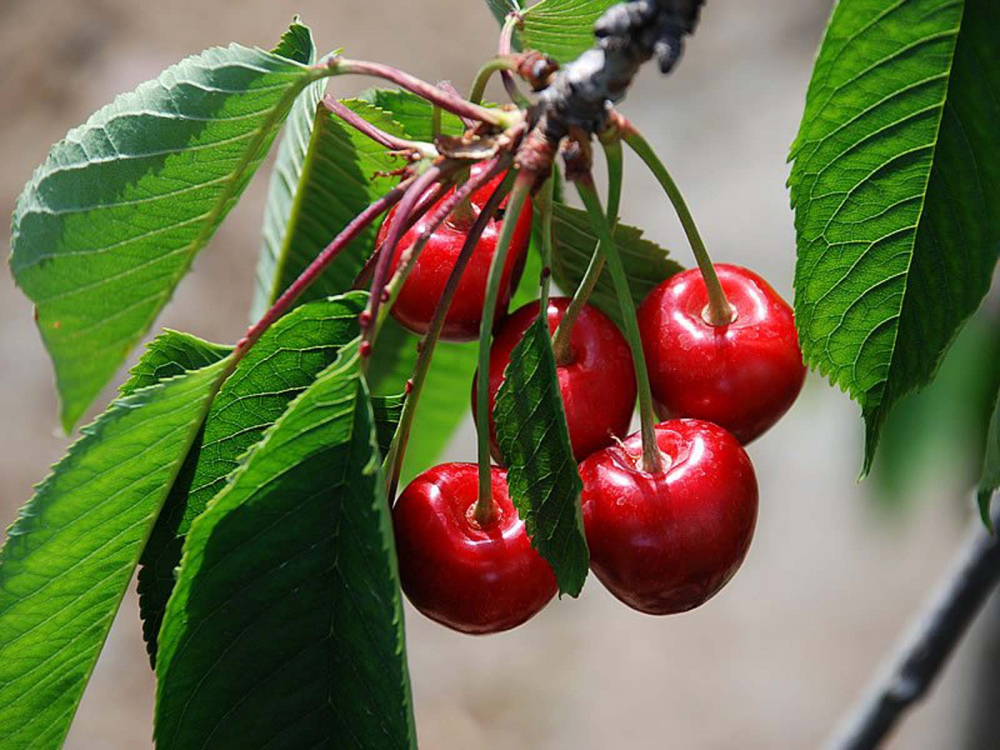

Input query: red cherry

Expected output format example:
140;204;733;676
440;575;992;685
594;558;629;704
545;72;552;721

392;462;557;634
473;298;637;463
637;263;806;444
380;164;533;341
580;419;758;615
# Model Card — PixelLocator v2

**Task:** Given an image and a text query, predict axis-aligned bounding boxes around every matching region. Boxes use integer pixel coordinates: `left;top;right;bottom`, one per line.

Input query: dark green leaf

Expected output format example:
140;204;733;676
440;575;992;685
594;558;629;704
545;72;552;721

155;342;416;750
0;334;231;750
137;293;368;663
253;99;405;319
551;203;682;325
494;311;588;596
373;392;406;457
358;88;466;141
8;20;334;431
368;319;478;487
789;0;1000;472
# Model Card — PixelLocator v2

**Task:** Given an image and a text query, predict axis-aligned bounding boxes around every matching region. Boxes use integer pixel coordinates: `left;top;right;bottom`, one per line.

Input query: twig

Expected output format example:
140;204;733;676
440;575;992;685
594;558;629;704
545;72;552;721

518;0;704;172
827;498;1000;750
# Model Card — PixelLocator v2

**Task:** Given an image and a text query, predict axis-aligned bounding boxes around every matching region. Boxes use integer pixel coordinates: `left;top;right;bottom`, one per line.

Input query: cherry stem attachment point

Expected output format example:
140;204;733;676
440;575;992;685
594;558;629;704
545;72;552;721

333;58;509;128
324;97;436;157
623;129;733;326
575;175;663;475
384;160;514;500
474;170;534;524
233;180;411;363
551;140;623;365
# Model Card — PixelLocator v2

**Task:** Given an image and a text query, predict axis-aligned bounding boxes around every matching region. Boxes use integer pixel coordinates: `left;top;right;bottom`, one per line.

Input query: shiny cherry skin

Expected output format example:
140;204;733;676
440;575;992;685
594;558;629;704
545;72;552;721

381;164;533;341
473;297;637;463
637;263;806;444
392;462;557;634
580;419;758;615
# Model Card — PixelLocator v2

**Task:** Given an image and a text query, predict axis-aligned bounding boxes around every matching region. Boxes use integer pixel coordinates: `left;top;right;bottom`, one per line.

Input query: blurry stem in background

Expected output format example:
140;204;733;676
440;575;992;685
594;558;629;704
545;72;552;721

551;140;623;365
575;176;662;475
827;497;1000;750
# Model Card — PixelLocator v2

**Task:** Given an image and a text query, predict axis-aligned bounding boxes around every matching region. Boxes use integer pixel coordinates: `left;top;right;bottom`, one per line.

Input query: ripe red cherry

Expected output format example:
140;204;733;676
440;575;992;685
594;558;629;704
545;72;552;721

473;297;637;462
381;164;533;341
392;462;557;634
580;419;757;615
637;263;806;444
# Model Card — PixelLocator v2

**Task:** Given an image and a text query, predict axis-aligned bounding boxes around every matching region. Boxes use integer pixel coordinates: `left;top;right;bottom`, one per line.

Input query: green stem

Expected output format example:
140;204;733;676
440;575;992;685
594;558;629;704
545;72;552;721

624;130;733;326
474;172;534;524
431;104;442;139
551;141;623;364
535;175;555;309
575;176;663;474
498;13;531;107
469;56;518;106
383;168;514;499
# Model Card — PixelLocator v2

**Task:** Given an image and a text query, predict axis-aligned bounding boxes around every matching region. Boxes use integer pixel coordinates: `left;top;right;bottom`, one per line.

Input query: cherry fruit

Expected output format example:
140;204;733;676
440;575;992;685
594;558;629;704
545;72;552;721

580;419;758;615
381;164;533;341
392;462;557;634
637;263;806;444
473;297;637;462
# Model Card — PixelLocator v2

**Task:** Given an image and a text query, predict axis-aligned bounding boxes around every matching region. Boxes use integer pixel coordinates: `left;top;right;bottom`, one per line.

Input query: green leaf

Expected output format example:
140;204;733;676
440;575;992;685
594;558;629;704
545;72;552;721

0;334;231;750
137;293;368;664
494;311;588;596
551;203;682;325
253;99;405;319
155;342;416;750
518;0;614;62
368;319;478;487
9;20;333;431
373;392;406;457
789;0;1000;472
359;88;466;141
979;385;1000;531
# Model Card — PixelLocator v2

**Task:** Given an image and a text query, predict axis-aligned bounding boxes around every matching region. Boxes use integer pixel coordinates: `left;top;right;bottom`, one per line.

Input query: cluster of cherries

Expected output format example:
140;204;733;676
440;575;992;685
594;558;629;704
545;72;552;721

385;168;806;634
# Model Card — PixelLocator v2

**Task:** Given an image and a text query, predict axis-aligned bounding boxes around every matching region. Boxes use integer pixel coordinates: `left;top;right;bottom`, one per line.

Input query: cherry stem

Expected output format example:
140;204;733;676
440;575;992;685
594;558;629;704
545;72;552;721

474;171;534;525
535;173;555;310
575;175;664;474
551;140;623;365
234;180;411;363
624;129;733;326
498;13;530;107
436;81;477;131
333;58;508;128
469;56;519;106
324;96;435;157
374;159;504;345
352;182;451;290
362;166;446;362
384;162;514;500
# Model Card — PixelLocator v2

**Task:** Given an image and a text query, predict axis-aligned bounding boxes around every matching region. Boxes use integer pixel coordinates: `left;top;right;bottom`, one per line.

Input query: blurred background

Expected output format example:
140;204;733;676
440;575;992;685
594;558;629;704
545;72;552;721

1;0;997;747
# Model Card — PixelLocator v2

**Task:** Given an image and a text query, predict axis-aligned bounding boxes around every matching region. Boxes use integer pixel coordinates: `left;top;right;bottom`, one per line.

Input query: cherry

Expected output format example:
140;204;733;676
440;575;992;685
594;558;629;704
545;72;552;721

580;419;757;615
380;164;534;341
473;297;637;463
391;462;557;634
637;264;805;444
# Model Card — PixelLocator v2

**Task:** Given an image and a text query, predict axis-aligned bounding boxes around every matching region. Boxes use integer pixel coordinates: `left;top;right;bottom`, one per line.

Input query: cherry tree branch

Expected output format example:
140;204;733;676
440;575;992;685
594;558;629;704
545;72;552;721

519;0;704;171
827;498;1000;750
